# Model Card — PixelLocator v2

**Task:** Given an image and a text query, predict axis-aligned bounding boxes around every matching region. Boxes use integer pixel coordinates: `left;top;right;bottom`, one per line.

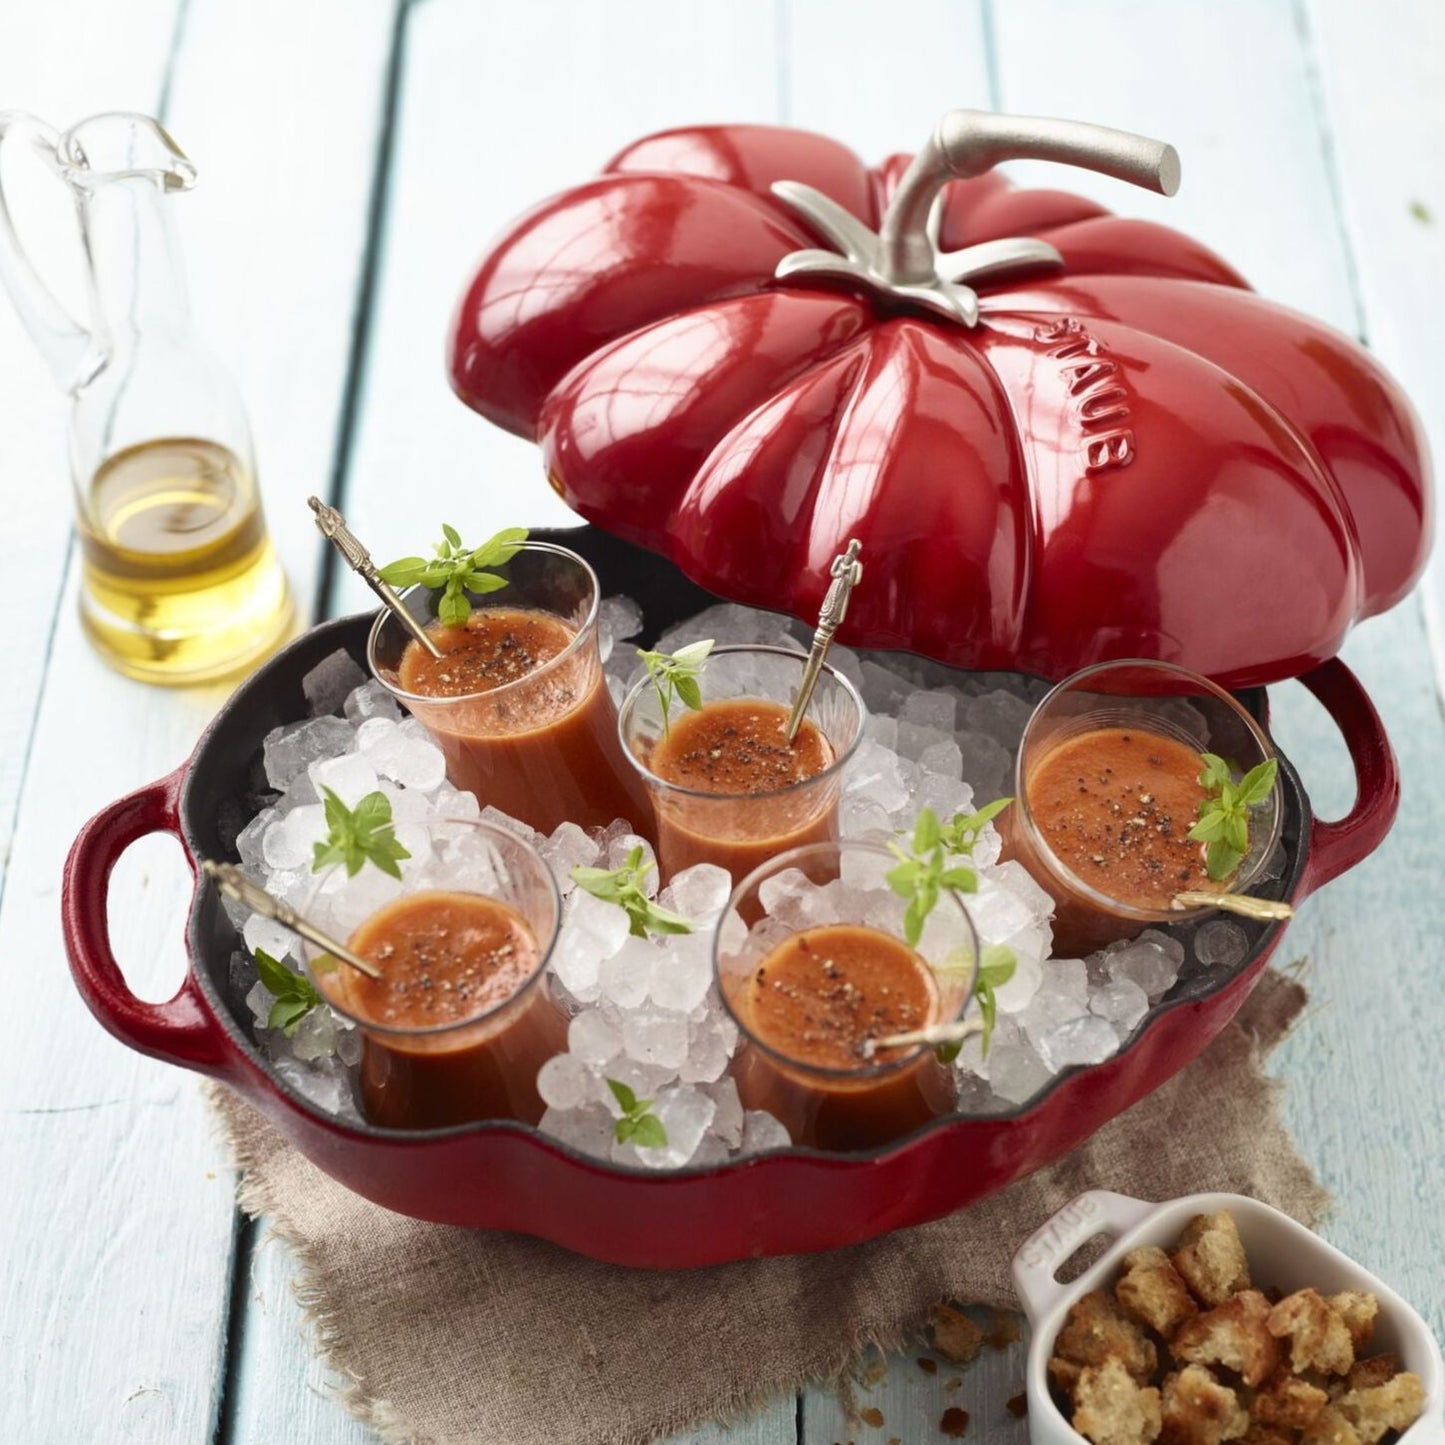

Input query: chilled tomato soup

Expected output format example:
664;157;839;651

396;606;649;837
1009;725;1219;952
334;889;566;1130
642;698;836;879
731;923;953;1150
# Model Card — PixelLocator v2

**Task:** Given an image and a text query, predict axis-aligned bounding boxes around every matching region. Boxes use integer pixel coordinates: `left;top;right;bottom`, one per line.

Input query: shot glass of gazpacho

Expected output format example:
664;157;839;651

618;645;865;882
715;842;978;1151
1003;659;1283;955
305;819;567;1130
367;540;651;837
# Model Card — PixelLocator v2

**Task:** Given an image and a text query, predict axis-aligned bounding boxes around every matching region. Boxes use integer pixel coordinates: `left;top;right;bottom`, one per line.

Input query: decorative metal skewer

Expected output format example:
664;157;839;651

202;859;382;980
862;1016;983;1060
785;539;864;744
1171;890;1294;922
307;495;442;660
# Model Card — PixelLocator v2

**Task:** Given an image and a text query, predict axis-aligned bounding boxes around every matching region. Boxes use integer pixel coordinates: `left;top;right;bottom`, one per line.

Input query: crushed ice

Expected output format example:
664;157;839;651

226;596;1263;1158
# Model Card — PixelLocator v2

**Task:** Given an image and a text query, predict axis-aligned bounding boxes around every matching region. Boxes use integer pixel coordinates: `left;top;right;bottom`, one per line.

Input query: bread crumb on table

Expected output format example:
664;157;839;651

930;1303;985;1364
938;1404;970;1437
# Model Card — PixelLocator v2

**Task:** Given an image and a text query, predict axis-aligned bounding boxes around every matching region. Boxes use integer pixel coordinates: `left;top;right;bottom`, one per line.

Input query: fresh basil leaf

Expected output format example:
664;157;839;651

978;986;999;1057
629;1114;668;1150
1198;753;1233;790
913;806;942;855
375;557;429;587
903;892;928;948
352;791;390;832
606;1078;639;1114
939;866;979;892
254;947;299;997
576;853;692;939
570;867;622;901
273;998;314;1036
1206;839;1243;881
673;674;702;711
1237;757;1278;807
979;944;1017;989
321;785;347;832
464;570;508;595
438;583;469;628
371;847;405;881
644;904;693;936
885;860;918;897
472;526;529;568
671;639;715;666
441;522;462;548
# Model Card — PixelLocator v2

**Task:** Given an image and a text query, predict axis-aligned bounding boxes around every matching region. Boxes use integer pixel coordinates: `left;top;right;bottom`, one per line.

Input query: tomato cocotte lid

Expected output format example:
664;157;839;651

448;109;1432;689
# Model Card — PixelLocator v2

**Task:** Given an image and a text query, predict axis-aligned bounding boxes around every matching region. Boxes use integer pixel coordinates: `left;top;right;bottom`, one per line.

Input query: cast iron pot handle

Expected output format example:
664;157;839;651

61;765;234;1077
1293;658;1399;902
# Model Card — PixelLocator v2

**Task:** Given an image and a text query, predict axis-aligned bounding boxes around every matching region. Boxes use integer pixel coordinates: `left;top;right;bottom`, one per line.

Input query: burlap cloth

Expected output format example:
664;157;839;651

207;968;1326;1445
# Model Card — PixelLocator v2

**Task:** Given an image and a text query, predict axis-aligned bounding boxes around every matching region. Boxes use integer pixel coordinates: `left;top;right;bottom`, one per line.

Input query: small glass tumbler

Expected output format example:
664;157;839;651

367;540;651;838
619;644;865;883
715;842;978;1151
1002;658;1283;956
307;820;567;1131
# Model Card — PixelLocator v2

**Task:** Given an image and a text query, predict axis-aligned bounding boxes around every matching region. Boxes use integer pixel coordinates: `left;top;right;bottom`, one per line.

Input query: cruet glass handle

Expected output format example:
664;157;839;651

0;110;100;394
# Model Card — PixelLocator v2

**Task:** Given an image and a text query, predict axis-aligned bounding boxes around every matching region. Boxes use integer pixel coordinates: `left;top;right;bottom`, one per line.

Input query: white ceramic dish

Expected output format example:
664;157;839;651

1012;1190;1445;1445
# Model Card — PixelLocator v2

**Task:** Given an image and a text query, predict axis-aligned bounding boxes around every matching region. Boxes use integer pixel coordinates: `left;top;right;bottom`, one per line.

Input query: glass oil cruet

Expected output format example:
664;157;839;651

0;111;292;684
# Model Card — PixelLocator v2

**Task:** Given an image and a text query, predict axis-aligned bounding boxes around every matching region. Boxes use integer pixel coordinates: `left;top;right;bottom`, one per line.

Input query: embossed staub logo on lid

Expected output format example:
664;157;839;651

1035;317;1136;474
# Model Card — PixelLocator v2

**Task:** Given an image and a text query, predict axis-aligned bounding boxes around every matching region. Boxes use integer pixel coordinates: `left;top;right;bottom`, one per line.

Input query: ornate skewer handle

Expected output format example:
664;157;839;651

202;859;381;980
785;539;863;743
307;495;442;659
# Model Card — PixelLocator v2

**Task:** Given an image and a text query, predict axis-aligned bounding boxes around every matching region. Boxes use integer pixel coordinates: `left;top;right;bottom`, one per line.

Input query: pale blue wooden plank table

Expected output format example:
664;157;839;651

0;2;1440;1441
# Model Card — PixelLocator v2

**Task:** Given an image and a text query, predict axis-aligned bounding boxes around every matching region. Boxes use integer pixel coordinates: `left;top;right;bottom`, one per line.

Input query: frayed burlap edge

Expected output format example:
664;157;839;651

211;1102;949;1445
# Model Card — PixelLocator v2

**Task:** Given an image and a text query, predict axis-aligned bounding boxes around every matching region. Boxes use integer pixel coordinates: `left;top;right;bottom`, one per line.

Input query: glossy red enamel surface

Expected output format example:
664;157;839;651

61;602;1398;1267
449;123;1431;688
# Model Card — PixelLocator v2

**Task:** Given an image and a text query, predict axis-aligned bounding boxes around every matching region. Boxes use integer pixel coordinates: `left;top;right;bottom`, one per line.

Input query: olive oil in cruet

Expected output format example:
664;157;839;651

0;111;292;682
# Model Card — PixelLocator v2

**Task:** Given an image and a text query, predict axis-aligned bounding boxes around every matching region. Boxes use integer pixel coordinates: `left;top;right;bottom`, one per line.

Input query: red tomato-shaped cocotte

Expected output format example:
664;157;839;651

448;118;1430;687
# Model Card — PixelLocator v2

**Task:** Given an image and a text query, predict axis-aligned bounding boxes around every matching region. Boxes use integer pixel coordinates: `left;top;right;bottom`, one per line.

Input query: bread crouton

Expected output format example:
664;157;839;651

1328;1292;1377;1355
1251;1371;1329;1430
1055;1289;1159;1384
930;1303;985;1364
1173;1212;1251;1306
1118;1246;1201;1339
1240;1428;1299;1445
1334;1372;1426;1445
1073;1356;1164;1445
1158;1365;1250;1445
1173;1290;1282;1387
1050;1354;1084;1397
1299;1405;1362;1445
1267;1290;1355;1377
1344;1354;1398;1393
